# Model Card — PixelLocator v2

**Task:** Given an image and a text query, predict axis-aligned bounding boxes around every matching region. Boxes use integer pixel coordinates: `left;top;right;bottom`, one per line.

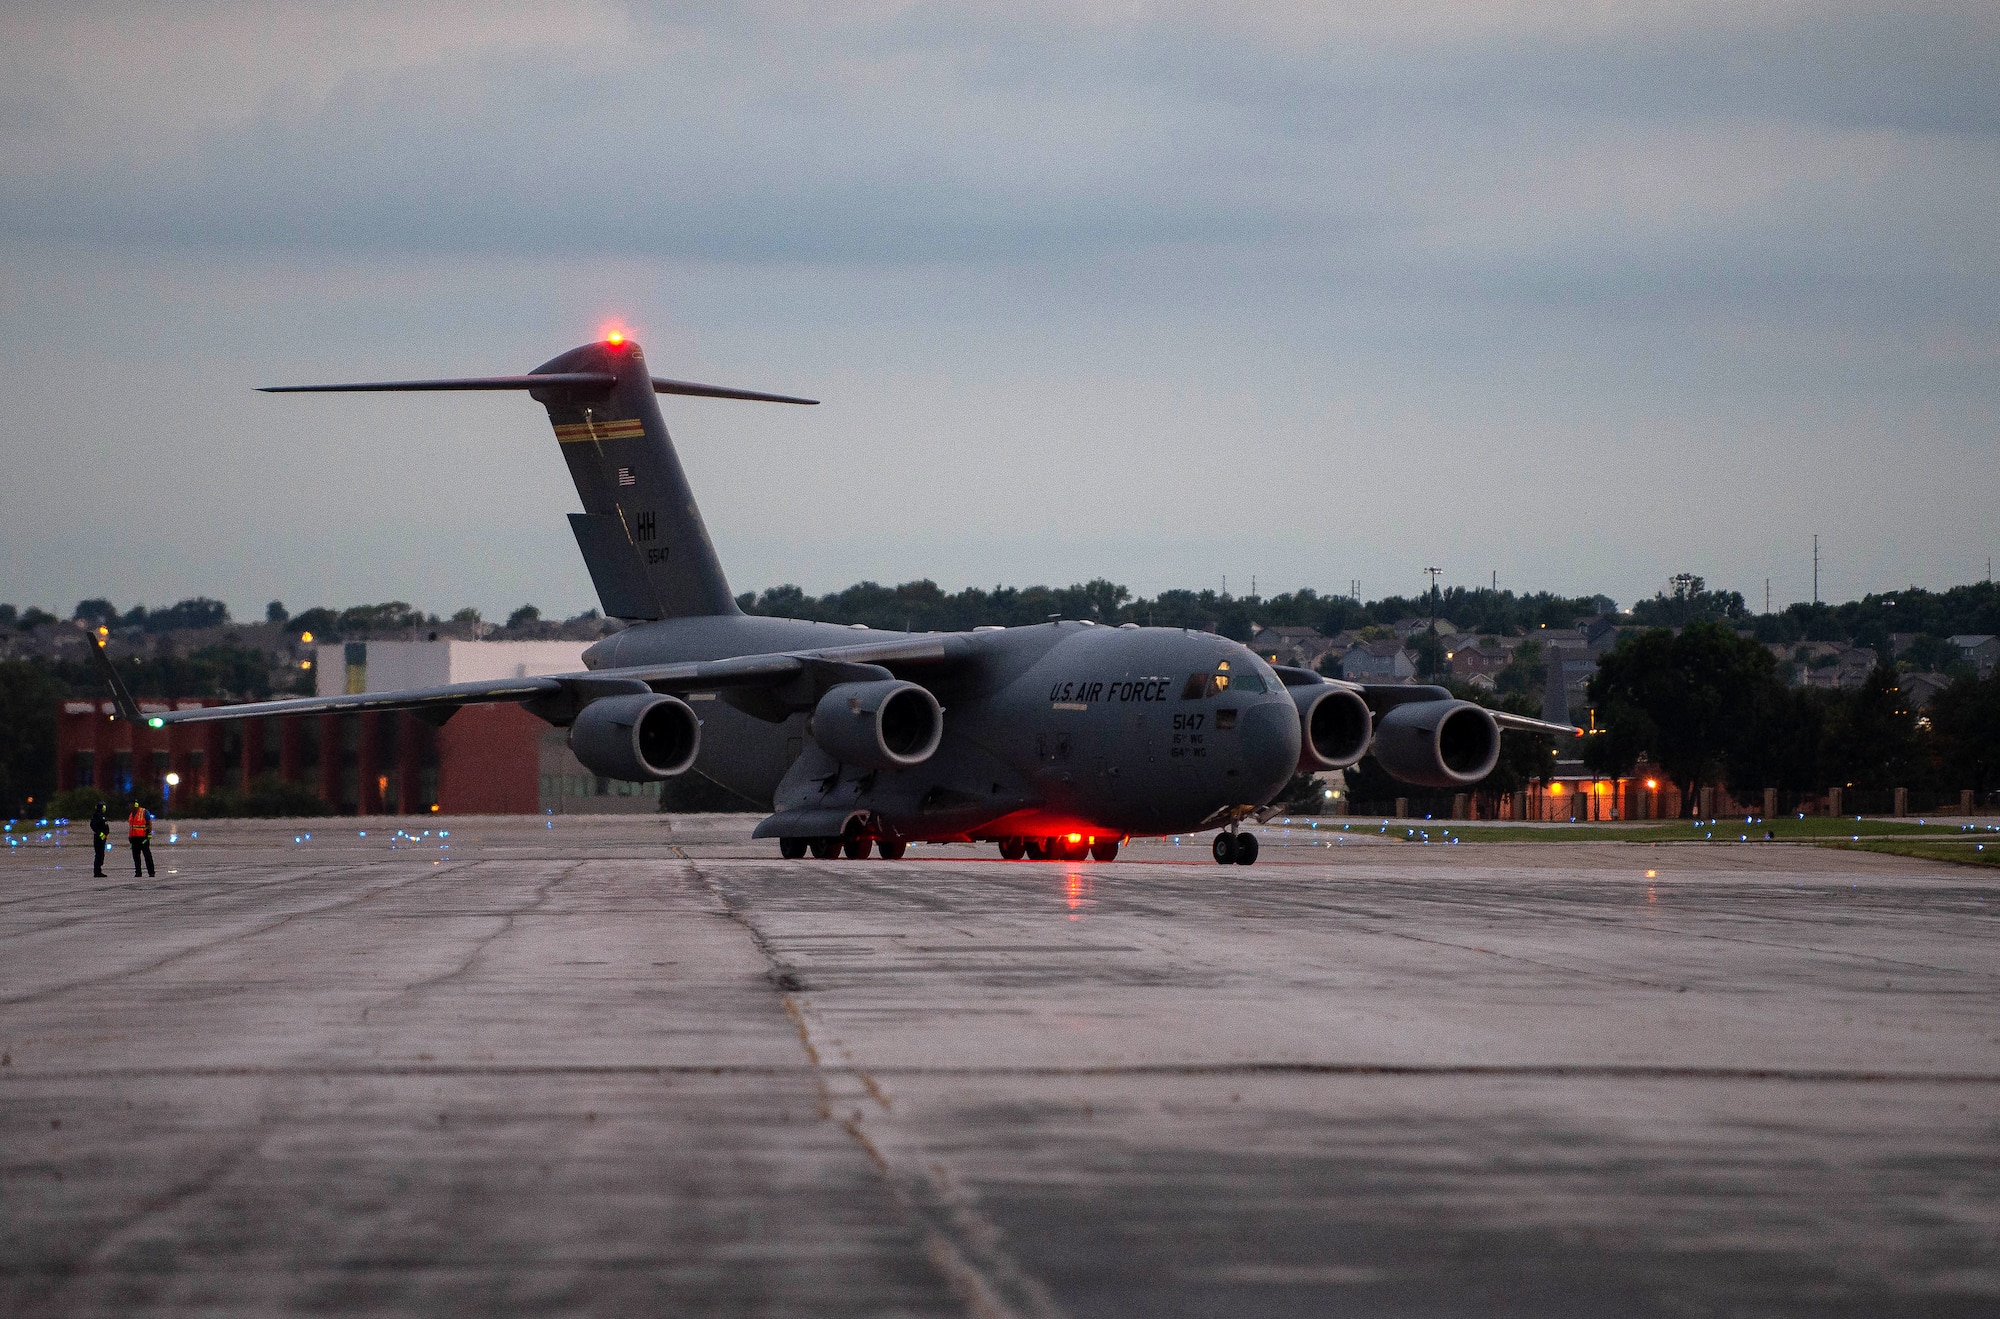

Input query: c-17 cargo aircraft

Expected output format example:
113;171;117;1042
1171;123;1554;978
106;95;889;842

94;333;1577;865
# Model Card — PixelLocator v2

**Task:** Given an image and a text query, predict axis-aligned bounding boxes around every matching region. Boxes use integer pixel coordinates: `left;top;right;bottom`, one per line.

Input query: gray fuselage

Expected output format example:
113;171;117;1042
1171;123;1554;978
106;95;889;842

584;616;1301;841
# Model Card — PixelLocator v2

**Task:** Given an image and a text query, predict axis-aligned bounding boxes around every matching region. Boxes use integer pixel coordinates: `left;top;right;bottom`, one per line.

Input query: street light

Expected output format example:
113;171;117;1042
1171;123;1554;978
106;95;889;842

164;773;181;787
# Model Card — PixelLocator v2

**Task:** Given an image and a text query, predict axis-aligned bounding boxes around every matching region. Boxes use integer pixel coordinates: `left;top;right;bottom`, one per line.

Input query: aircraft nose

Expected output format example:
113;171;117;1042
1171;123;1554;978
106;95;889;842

1237;697;1301;800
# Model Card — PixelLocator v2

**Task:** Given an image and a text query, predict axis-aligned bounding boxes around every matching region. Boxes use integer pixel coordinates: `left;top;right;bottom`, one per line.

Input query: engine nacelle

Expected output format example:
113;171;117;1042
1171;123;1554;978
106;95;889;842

568;693;701;781
1370;699;1500;788
1292;685;1372;770
811;680;943;770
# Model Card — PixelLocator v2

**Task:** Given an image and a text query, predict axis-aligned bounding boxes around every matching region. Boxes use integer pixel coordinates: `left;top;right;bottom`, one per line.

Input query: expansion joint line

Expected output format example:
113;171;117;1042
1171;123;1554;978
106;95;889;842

685;860;1065;1319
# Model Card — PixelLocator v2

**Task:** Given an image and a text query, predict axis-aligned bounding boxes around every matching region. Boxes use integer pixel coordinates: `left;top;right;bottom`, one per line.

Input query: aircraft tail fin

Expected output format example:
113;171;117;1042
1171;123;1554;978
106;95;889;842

262;337;815;622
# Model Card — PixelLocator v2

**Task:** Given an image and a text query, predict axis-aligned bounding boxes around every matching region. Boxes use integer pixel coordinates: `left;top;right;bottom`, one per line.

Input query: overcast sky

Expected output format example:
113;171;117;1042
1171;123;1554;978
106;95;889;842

2;1;1994;622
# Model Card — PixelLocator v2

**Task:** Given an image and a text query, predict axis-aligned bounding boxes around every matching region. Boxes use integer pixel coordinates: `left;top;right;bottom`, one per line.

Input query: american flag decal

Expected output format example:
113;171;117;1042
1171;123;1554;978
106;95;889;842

617;467;636;486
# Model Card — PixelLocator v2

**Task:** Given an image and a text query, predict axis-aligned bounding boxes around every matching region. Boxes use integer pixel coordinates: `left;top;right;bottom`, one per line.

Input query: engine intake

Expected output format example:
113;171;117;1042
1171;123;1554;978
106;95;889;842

568;693;701;781
811;680;943;769
1370;699;1500;788
1292;685;1372;770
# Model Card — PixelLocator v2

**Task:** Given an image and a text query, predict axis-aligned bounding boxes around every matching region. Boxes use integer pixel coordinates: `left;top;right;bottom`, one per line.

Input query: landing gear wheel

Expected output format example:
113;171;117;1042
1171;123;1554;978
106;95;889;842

1057;836;1089;862
1023;838;1047;860
779;837;807;860
1089;838;1120;862
1233;833;1259;866
1212;833;1237;865
999;837;1026;861
877;839;907;860
842;835;874;860
808;837;841;860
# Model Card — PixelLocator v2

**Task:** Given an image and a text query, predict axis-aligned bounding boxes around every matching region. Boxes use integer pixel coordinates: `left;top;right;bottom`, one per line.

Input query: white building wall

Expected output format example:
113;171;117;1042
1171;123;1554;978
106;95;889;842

317;640;589;696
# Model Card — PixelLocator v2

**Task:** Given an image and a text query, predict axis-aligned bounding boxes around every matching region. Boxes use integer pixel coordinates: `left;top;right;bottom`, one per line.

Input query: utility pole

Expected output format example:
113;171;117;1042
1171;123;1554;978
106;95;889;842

1765;578;1771;615
1350;579;1360;603
1812;535;1820;606
1491;570;1497;592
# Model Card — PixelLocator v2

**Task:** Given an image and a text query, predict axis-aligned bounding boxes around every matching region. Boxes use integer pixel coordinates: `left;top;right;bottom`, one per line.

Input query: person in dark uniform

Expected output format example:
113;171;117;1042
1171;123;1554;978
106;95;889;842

90;802;110;877
128;801;155;878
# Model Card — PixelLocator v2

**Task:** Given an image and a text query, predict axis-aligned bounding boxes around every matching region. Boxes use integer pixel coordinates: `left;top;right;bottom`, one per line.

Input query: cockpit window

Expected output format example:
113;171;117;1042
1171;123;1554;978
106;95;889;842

1181;662;1268;699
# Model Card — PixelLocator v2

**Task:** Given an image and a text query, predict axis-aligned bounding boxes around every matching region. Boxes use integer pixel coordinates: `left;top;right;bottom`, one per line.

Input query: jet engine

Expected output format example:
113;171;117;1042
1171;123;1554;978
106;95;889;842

568;693;701;781
1292;685;1372;770
1369;699;1500;788
810;680;943;769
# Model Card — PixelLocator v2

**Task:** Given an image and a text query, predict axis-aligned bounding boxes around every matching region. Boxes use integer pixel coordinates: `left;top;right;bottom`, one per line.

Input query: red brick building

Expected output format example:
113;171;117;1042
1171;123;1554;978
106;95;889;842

55;641;663;816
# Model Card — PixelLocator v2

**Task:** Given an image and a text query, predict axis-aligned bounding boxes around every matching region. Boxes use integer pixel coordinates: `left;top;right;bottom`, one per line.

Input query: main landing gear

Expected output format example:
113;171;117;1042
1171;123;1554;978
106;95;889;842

1212;831;1259;866
994;835;1120;862
778;829;909;860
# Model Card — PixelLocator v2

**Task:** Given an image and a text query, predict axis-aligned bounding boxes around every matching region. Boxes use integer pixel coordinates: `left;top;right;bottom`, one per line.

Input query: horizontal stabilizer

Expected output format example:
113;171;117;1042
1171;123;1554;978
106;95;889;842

260;373;615;393
261;374;816;403
650;377;816;405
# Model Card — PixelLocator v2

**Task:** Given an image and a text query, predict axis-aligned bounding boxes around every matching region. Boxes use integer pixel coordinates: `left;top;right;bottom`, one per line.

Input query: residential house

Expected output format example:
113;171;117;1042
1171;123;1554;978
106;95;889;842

1899;671;1955;710
1949;635;1999;678
1391;617;1456;641
1340;640;1417;681
1250;626;1338;670
1795;643;1882;690
1448;638;1514;683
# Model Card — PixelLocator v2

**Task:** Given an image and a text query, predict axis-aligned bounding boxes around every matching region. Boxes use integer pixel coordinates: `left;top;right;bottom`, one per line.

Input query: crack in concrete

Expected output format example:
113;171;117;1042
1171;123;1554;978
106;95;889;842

0;862;469;1009
12;1062;1999;1084
690;861;1067;1319
392;862;579;996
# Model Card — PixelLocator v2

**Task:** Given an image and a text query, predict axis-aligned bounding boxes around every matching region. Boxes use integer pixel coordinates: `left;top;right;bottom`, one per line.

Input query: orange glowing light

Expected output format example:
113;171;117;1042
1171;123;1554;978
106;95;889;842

1645;779;1658;790
1066;833;1082;843
605;331;625;345
1549;783;1563;795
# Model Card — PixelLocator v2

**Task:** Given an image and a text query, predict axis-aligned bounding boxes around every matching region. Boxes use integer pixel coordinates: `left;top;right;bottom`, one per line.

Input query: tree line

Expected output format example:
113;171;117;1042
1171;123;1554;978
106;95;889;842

4;579;1996;818
1585;622;2000;810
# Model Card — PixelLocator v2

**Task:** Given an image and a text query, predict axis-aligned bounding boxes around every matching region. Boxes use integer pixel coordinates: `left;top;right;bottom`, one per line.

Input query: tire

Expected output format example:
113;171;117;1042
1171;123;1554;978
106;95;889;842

1057;836;1088;862
842;835;873;860
878;839;907;860
1089;838;1119;862
999;837;1026;860
808;837;841;860
1023;838;1047;860
1233;833;1259;866
779;837;807;860
1212;833;1237;865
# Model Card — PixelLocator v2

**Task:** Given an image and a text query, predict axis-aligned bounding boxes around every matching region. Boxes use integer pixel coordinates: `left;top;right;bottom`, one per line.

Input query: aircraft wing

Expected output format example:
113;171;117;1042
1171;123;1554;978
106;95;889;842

1488;710;1583;738
1272;667;1580;737
104;631;965;729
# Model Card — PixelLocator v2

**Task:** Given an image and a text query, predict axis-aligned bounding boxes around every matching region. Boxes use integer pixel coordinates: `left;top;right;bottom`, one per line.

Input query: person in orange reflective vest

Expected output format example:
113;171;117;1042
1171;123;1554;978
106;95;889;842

128;801;155;877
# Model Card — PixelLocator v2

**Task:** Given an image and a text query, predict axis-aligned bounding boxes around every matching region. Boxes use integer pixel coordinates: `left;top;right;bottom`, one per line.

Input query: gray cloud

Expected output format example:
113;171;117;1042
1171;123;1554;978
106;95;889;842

0;2;1995;617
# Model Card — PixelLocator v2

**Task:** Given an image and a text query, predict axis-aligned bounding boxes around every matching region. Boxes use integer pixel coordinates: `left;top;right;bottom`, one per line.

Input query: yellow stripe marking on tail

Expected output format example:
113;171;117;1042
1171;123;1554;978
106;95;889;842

554;418;647;443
